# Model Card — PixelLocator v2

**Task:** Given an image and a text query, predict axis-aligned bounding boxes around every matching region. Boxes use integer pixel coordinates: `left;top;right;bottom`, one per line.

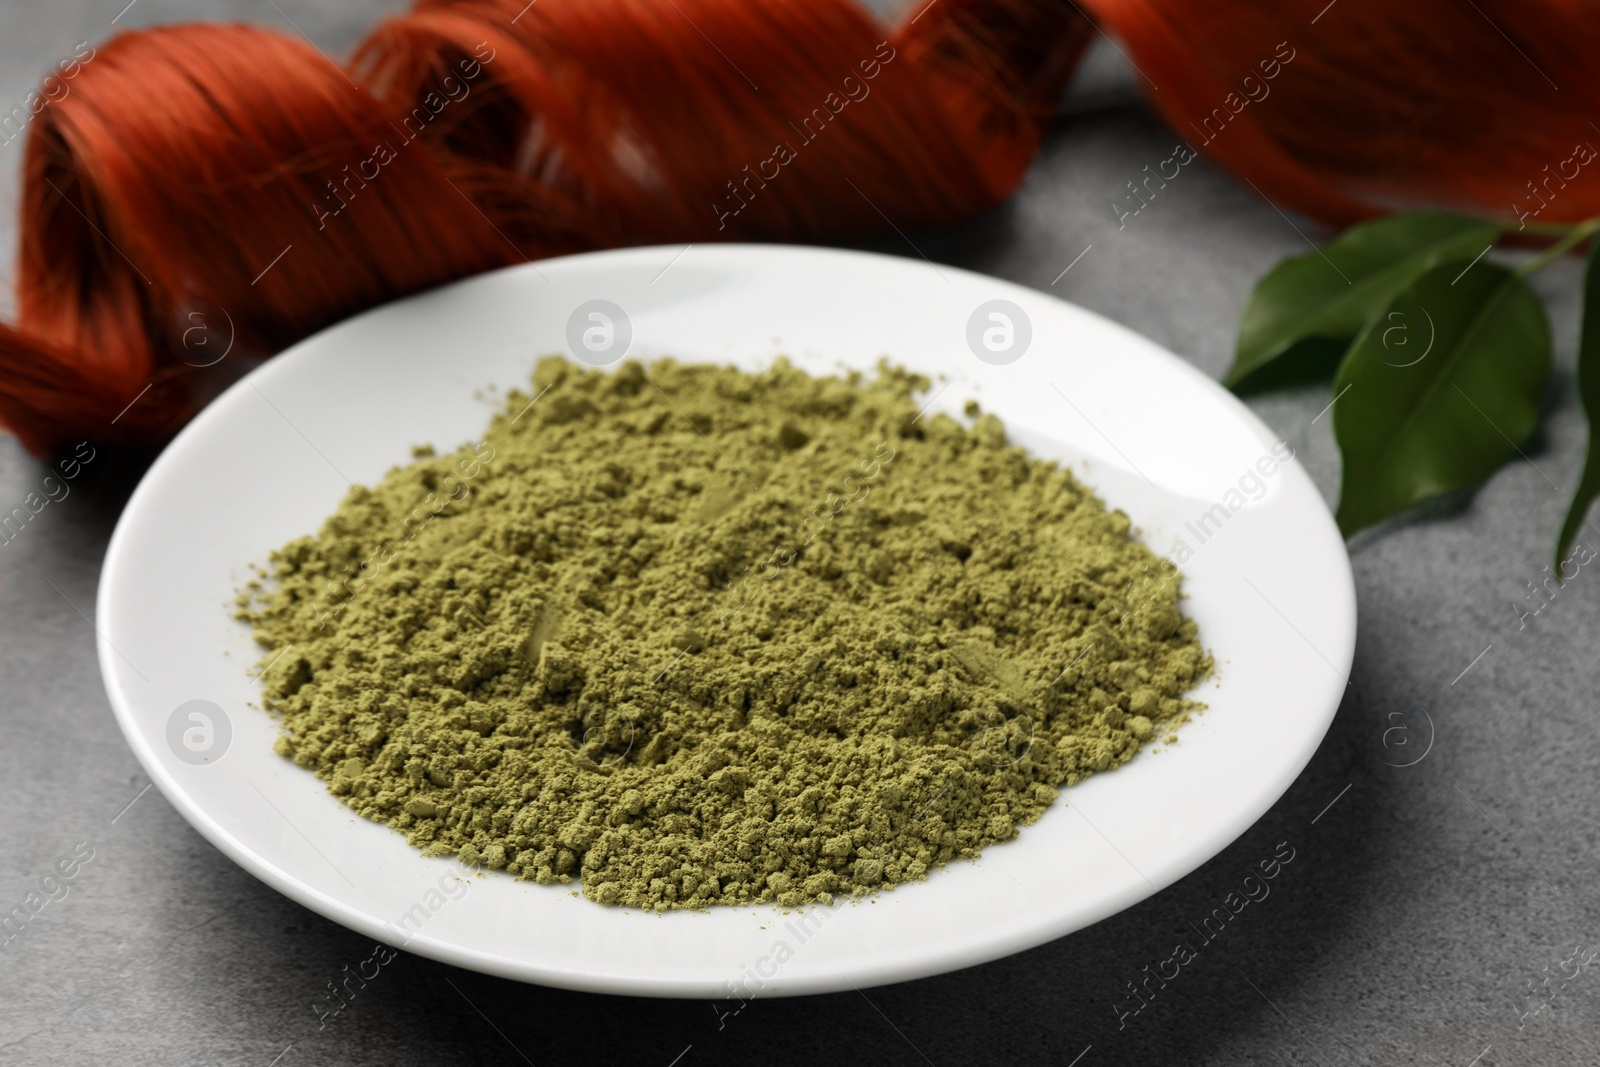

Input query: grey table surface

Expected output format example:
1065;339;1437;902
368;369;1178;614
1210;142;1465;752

3;3;1598;1065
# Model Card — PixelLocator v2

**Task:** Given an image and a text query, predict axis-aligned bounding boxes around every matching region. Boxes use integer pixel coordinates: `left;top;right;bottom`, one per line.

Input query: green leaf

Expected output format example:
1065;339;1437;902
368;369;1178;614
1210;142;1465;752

1227;212;1501;391
1556;241;1600;569
1333;260;1550;537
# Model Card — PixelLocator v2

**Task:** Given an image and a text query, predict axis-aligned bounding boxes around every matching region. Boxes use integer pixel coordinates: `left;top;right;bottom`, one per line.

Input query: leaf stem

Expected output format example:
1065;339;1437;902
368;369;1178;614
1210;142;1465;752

1517;217;1600;276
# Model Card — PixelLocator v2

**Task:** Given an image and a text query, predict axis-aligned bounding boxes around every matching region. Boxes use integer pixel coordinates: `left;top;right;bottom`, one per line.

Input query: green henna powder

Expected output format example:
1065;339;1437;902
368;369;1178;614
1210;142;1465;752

239;357;1211;910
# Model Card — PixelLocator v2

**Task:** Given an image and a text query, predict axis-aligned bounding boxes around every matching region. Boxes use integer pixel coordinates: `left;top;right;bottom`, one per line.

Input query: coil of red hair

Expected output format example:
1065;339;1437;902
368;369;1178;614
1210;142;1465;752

4;0;1599;454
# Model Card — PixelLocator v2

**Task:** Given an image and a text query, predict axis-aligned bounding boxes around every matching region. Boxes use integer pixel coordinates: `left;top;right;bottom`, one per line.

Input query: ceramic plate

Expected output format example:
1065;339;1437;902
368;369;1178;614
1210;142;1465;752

98;244;1355;997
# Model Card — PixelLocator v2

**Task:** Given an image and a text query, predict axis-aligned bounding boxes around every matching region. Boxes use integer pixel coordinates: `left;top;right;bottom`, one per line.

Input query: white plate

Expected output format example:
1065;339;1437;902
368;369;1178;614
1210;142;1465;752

98;245;1355;998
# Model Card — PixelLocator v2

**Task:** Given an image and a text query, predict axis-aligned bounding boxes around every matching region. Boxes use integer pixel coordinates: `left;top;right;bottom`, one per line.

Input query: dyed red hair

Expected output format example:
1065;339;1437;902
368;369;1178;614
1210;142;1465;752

3;0;1597;454
1080;0;1600;226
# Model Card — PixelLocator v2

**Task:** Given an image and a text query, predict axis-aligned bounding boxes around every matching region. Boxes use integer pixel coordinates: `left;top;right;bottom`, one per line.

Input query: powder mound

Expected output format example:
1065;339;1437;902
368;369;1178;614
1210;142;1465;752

240;357;1211;910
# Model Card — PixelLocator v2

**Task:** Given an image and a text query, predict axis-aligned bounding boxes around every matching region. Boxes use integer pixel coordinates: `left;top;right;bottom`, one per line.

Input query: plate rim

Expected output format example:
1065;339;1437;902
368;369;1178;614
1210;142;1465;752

96;242;1356;997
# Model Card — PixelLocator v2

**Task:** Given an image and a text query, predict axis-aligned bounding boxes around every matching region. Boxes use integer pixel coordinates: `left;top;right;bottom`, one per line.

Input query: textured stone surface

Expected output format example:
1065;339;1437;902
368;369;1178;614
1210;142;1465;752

2;5;1597;1066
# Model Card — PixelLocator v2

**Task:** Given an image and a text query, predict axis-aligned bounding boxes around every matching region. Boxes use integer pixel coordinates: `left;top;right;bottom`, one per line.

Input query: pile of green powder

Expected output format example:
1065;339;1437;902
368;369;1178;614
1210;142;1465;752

239;357;1210;910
